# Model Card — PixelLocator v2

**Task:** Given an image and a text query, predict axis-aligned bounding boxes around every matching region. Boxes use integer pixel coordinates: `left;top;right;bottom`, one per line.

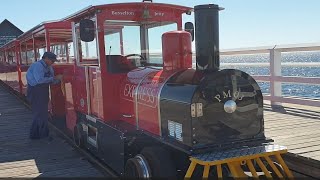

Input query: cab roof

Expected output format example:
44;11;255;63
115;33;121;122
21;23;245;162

63;2;193;21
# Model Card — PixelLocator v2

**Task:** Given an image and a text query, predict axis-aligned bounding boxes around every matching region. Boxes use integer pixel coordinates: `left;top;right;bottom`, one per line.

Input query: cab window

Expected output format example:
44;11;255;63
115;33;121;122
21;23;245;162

75;20;99;66
104;20;177;73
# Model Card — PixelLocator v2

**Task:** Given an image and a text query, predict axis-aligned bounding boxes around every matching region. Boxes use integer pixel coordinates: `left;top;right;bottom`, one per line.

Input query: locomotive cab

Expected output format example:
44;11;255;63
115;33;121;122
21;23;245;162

71;2;194;125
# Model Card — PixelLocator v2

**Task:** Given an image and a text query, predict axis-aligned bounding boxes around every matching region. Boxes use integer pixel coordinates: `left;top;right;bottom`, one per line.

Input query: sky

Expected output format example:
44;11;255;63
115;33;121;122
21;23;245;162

1;0;320;49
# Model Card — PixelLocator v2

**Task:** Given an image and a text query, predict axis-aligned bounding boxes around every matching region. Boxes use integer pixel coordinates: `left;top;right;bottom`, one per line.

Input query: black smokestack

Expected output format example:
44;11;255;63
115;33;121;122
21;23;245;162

194;4;221;72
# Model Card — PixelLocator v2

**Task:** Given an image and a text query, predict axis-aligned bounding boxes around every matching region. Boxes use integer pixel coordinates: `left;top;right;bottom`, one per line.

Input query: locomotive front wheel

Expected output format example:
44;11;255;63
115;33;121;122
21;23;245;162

256;160;286;179
266;161;286;179
140;147;176;178
73;124;84;148
124;154;151;178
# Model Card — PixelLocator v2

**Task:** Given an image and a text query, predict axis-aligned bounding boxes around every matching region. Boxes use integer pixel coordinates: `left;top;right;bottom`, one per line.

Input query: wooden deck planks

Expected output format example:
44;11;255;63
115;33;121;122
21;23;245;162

264;102;320;178
265;104;320;161
0;86;105;178
264;101;320;162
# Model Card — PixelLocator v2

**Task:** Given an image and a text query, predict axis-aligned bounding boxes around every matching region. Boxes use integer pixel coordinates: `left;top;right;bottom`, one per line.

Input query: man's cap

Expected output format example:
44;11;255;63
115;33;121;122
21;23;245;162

42;52;59;62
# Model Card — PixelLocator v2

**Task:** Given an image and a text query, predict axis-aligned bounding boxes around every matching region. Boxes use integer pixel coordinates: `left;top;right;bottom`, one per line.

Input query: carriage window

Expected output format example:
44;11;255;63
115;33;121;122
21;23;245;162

38;48;45;60
68;42;75;62
20;42;35;65
0;52;4;62
51;43;73;63
7;51;15;64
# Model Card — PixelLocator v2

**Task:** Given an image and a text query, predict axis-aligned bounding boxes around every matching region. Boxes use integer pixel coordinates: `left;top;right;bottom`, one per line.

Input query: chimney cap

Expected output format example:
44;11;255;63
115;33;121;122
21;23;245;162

194;4;224;11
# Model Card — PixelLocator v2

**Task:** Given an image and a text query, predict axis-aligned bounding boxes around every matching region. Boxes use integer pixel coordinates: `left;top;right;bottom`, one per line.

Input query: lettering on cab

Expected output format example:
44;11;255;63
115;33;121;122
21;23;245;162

111;11;135;16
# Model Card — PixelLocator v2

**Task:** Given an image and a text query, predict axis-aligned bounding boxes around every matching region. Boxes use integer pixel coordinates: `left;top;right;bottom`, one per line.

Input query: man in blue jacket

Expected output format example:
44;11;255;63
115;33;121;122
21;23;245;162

26;52;63;140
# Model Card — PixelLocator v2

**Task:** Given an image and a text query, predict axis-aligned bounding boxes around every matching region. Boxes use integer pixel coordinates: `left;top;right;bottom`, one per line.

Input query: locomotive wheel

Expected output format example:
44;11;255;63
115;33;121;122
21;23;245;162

124;154;151;178
256;161;286;179
266;161;286;179
140;147;176;178
73;124;84;148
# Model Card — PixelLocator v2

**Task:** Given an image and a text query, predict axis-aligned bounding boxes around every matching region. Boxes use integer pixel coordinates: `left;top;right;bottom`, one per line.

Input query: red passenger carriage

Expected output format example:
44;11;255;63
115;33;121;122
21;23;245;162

0;21;72;95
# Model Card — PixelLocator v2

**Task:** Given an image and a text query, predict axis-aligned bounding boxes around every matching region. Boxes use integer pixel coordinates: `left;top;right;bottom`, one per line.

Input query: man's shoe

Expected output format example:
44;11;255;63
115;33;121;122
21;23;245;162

48;136;53;142
40;136;54;143
30;136;40;140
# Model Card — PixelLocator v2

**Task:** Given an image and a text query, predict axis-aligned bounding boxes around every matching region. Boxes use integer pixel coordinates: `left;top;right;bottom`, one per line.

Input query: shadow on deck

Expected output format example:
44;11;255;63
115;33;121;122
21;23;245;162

264;101;320;178
0;86;104;178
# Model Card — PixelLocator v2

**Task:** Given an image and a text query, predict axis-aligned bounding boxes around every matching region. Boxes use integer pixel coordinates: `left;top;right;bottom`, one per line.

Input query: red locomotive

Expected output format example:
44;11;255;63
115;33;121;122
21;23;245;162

0;1;294;179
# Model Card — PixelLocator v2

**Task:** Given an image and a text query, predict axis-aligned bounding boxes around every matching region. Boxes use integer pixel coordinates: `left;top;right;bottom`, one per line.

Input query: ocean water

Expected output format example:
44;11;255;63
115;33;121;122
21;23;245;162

151;51;320;99
219;51;320;99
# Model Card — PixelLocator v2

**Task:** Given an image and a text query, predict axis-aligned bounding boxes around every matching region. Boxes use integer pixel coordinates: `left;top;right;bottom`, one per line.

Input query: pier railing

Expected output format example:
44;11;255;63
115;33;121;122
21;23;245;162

220;43;320;107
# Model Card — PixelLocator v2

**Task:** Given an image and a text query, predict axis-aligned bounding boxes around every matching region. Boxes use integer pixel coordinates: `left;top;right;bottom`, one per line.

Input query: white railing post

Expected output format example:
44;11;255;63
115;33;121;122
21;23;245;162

270;48;282;106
